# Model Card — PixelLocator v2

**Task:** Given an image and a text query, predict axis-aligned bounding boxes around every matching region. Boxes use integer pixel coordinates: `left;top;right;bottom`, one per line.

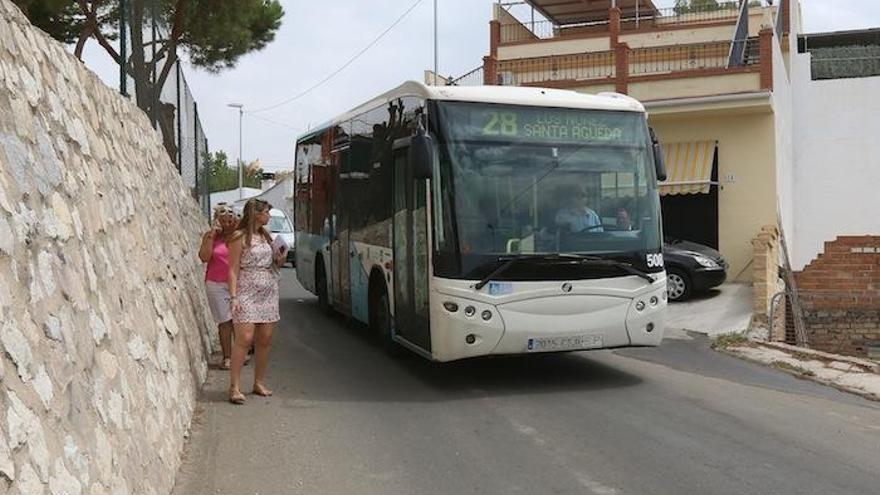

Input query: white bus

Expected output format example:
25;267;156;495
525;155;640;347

294;81;668;362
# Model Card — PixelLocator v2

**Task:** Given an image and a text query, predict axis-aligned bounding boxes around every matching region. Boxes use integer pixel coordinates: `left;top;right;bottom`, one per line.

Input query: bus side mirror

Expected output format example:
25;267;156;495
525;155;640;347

409;133;435;180
649;128;667;181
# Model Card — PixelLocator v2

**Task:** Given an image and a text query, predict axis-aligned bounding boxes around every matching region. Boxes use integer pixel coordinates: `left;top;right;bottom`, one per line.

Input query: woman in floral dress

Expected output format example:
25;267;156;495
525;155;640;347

226;199;286;404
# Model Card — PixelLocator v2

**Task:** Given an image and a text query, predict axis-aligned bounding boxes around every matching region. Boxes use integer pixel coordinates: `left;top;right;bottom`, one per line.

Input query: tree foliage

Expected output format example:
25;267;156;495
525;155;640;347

673;0;762;14
673;0;725;14
207;151;263;193
12;1;283;159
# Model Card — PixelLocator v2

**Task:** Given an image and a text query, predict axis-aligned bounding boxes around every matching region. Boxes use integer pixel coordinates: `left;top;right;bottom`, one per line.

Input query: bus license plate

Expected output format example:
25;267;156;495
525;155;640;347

527;335;604;352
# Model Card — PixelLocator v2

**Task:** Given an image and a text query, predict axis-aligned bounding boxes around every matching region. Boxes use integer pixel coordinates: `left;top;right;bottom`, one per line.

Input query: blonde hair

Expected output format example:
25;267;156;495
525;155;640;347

231;198;272;247
212;203;236;223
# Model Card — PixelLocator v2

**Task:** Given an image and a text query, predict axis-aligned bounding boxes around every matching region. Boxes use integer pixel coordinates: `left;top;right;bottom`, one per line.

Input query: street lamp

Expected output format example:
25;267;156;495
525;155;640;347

227;103;244;199
433;0;438;85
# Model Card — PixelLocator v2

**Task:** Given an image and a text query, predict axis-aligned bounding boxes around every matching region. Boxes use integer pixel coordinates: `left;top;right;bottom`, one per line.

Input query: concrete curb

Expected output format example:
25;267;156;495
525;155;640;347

716;341;880;402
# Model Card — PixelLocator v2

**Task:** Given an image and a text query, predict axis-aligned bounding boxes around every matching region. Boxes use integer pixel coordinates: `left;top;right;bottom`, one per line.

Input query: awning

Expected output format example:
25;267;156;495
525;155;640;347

658;141;717;196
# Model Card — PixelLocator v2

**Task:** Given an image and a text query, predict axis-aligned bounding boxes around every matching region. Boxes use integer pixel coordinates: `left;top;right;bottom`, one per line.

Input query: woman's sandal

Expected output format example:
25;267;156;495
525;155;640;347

228;388;246;405
252;383;273;397
220;358;231;370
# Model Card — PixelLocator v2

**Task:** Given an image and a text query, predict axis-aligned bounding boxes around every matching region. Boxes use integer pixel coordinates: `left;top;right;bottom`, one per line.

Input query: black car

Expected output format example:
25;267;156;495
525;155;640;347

663;239;728;301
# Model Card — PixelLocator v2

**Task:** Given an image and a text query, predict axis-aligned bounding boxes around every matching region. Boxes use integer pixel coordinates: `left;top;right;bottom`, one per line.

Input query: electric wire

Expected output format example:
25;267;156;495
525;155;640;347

247;0;426;114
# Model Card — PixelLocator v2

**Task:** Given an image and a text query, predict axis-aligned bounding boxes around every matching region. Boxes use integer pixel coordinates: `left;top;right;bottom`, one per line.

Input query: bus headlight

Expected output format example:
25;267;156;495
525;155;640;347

636;300;646;312
443;301;459;313
650;296;659;306
481;310;493;321
464;306;476;317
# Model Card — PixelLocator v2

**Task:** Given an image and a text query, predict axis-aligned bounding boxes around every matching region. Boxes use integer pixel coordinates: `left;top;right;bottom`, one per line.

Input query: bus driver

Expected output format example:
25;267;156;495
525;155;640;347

554;185;603;233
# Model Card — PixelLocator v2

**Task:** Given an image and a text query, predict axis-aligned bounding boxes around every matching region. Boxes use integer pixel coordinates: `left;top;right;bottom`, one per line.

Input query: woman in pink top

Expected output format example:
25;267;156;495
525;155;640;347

199;203;238;370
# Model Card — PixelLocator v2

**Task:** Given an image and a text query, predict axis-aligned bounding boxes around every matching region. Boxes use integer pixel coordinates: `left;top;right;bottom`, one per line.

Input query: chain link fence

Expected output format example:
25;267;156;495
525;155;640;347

119;0;211;216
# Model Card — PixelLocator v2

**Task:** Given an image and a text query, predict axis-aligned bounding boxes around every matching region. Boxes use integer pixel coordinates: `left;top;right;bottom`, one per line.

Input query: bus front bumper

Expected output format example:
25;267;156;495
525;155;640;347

430;282;667;362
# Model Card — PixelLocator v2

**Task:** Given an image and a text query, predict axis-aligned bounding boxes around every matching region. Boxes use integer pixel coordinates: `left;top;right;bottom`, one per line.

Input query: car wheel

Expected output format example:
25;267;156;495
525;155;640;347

666;269;692;302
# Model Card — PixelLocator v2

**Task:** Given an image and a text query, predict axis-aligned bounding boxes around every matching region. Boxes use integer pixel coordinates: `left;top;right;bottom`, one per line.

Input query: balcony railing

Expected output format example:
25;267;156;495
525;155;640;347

629;42;735;76
500;1;744;44
484;39;759;87
496;52;615;86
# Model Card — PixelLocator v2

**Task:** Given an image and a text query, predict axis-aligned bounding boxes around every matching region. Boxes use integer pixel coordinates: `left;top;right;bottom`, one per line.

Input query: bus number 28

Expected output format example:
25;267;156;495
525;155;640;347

483;112;518;136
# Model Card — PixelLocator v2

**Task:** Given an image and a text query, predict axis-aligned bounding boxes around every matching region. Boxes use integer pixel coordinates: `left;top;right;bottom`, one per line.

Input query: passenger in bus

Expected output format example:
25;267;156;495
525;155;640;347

226;199;287;405
554;185;603;233
616;208;633;231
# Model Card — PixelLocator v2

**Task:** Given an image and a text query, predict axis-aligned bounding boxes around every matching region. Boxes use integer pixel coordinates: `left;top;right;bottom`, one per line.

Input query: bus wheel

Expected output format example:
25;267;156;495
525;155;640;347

374;290;401;355
316;259;331;314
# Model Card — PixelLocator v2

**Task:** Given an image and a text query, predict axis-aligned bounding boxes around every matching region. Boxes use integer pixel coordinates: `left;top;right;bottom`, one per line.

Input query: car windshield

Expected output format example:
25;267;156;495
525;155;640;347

268;215;292;233
432;102;662;280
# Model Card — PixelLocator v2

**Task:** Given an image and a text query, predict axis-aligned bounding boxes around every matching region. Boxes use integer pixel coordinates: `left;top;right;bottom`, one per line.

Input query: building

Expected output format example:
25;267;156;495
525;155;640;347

209;187;262;212
456;0;795;285
448;0;880;356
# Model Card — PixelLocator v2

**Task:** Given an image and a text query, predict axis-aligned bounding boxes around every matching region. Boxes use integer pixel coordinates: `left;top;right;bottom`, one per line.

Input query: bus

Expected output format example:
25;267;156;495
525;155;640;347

294;81;668;362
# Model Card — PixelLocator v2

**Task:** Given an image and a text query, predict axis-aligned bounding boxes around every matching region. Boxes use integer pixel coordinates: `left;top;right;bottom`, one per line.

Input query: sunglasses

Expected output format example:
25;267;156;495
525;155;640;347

213;204;235;216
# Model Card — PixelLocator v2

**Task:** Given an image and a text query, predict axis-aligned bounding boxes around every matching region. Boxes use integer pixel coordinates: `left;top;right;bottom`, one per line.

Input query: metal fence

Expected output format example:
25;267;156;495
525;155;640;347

446;66;485;86
500;19;609;43
497;52;615;85
119;0;211;216
649;3;741;24
630;42;733;76
500;1;748;45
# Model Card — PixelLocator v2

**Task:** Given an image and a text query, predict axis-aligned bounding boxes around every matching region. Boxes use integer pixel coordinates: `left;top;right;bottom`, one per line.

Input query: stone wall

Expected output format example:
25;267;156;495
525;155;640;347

0;2;213;494
794;236;880;358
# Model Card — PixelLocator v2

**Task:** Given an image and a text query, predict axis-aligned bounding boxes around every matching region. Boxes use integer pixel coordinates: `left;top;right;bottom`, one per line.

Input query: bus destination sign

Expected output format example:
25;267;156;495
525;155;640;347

442;104;643;146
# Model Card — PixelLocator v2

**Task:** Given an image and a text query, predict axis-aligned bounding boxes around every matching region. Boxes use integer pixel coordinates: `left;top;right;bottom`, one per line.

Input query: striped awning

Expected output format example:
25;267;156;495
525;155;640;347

658;141;717;196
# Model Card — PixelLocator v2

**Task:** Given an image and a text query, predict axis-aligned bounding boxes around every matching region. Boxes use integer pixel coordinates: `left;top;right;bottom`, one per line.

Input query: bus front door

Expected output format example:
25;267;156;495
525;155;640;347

391;145;431;352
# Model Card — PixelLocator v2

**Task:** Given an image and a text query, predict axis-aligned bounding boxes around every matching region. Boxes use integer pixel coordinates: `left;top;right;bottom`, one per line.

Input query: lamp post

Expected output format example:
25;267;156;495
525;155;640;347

434;0;438;85
227;103;244;199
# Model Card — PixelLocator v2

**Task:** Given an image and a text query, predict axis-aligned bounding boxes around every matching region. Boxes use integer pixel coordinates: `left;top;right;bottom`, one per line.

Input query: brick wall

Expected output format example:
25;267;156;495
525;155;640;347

794;236;880;357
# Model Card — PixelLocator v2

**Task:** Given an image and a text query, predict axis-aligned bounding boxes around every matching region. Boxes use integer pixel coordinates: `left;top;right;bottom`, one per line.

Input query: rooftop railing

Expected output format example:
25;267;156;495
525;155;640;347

500;1;745;44
446;66;485;86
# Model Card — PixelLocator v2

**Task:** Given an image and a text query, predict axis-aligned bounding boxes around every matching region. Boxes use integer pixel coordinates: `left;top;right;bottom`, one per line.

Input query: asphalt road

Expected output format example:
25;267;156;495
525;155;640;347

172;270;880;495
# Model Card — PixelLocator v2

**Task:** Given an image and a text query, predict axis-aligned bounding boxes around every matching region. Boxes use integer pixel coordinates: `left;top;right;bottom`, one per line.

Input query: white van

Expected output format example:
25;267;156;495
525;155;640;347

267;208;295;266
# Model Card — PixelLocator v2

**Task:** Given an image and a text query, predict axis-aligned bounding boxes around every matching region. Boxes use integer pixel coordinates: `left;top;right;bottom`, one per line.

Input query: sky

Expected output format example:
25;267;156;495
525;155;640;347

78;0;880;173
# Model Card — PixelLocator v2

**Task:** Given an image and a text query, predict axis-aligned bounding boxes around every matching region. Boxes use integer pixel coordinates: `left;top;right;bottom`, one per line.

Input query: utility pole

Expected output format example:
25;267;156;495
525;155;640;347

227;103;244;199
434;0;439;85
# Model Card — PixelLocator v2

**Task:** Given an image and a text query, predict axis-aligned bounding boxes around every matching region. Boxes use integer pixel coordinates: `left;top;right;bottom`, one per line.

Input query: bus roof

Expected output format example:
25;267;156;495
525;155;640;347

305;81;646;137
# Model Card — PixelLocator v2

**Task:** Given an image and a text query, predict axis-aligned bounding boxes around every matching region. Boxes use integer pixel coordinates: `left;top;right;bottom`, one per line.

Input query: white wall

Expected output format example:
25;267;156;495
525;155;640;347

791;51;880;269
255;176;295;224
772;29;795;255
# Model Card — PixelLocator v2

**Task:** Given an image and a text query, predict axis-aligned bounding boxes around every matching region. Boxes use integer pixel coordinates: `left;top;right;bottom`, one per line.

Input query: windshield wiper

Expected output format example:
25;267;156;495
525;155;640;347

474;254;522;291
473;253;656;291
554;253;656;284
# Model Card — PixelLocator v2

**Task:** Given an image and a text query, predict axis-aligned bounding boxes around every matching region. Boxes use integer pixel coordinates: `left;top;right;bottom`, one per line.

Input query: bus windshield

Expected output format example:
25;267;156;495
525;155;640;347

433;102;662;281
